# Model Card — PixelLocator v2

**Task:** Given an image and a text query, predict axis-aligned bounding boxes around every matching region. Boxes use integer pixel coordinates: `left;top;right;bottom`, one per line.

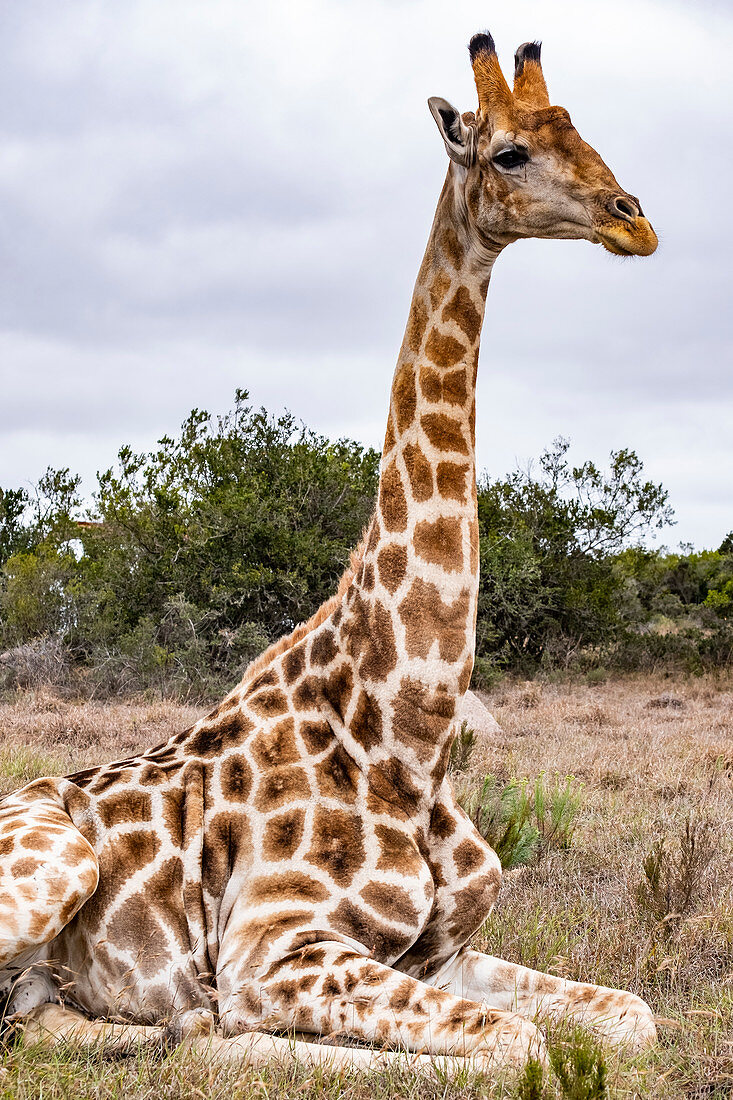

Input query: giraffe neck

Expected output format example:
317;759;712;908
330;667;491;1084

332;168;500;796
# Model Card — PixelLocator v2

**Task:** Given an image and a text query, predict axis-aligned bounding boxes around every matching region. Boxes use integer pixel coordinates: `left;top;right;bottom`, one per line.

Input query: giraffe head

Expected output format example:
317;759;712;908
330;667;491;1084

429;33;657;258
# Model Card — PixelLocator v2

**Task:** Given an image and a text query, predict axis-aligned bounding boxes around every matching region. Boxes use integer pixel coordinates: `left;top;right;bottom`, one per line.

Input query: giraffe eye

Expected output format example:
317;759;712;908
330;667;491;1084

493;148;529;170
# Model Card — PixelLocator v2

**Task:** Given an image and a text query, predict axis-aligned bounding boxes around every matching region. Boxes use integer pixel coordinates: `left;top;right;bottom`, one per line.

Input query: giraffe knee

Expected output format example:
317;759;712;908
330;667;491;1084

6;963;58;1018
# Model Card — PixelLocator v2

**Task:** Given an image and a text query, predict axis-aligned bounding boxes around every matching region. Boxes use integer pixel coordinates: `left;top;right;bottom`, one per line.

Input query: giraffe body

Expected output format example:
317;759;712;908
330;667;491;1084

0;33;659;1070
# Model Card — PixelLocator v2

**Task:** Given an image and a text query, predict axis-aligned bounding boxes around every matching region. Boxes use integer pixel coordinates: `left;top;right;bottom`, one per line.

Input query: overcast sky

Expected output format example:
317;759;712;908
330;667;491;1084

1;0;731;548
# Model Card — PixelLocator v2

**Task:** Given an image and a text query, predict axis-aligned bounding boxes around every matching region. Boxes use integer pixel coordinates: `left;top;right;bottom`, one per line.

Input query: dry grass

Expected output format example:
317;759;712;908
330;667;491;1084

0;689;201;797
0;675;731;1097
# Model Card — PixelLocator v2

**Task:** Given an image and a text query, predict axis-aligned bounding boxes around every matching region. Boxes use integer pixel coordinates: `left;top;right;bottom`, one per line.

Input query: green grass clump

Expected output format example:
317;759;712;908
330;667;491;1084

0;745;63;788
459;773;585;869
449;721;478;773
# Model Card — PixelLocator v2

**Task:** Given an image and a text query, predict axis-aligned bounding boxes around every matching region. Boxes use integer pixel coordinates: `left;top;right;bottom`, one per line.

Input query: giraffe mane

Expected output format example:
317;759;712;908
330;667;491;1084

237;536;367;688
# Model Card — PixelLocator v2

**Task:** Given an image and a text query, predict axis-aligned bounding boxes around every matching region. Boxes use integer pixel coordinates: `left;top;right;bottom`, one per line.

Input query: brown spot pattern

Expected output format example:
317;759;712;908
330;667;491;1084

379;462;408;532
314;744;360;804
406;298;428;354
248;872;329;905
358;601;398;683
219;754;253;802
97;790;152;829
431;801;457;840
398;578;470;662
282;643;305;684
392;679;455;763
247;688;288;718
425;329;466;370
299;718;332;755
429;270;451;309
360;882;419;926
306;807;365;887
203;811;251;897
322;664;353;719
351;689;382;751
436;461;469;502
441;286;481;342
262;808;306;861
250;719;298;769
413;516;463;572
367;758;422;817
418;365;468;408
330;899;413;961
186;712;253;757
453;838;488;877
402;443;434;501
447;873;502;940
253;766;311;812
392;364;417;432
383;414;397;453
440;226;464;269
293;676;320;712
377;544;407;595
420;413;468;455
375;824;424;875
311;630;338;667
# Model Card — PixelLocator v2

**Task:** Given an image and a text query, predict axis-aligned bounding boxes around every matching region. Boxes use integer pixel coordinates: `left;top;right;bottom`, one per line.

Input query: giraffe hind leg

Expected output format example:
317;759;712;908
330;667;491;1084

0;786;99;1000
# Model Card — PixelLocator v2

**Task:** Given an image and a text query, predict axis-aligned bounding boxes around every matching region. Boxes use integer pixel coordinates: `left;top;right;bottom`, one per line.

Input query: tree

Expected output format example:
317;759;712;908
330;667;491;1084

71;390;379;686
475;439;674;671
0;488;31;566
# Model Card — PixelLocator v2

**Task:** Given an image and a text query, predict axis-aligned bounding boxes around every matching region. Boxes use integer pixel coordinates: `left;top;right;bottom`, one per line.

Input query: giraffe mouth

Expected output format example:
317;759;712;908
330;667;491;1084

595;220;658;258
598;236;635;257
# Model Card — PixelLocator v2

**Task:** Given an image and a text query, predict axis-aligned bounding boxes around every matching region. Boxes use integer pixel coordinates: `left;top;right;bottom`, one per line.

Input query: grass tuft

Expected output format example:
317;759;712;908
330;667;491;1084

547;1028;609;1099
636;816;717;935
458;772;584;869
449;721;478;773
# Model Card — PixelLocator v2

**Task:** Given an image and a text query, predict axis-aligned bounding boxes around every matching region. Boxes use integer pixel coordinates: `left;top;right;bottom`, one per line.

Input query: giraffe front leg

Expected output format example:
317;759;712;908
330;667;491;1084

182;1029;494;1074
19;1002;167;1052
430;949;656;1051
217;941;546;1070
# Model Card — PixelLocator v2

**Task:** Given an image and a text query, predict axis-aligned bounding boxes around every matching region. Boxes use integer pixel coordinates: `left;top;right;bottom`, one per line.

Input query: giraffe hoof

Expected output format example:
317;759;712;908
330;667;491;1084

584;994;658;1052
477;1013;548;1070
615;997;658;1051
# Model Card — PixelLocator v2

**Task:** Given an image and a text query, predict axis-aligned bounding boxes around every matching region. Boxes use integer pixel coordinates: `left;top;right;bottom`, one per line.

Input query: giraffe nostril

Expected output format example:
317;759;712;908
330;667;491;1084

609;195;640;223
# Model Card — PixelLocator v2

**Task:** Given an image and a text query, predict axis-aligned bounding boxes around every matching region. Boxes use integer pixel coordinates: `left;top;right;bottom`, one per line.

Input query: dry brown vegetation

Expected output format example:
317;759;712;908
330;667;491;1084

0;675;731;1098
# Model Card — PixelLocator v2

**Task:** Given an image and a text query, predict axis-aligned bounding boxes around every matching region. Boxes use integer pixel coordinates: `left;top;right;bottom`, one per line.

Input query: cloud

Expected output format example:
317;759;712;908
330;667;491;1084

0;0;730;548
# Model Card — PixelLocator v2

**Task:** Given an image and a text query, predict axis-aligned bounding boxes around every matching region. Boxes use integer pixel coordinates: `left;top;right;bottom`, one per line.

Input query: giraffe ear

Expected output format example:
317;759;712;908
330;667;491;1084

428;98;476;167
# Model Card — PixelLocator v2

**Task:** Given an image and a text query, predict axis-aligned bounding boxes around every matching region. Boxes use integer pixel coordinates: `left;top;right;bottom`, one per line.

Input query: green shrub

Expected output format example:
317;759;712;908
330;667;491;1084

459;772;584;869
534;773;585;851
548;1028;610;1100
0;547;80;644
515;1057;547;1100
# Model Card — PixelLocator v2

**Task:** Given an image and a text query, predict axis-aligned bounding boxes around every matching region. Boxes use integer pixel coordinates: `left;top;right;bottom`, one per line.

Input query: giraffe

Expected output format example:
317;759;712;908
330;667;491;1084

0;33;659;1073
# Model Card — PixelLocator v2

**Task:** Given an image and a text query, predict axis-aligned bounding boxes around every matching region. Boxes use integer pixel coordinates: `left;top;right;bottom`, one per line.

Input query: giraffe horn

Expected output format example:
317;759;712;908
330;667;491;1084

468;32;513;126
513;41;550;108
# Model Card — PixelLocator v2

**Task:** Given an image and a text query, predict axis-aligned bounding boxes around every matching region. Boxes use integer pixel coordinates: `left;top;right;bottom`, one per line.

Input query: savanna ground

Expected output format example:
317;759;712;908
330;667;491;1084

0;674;730;1098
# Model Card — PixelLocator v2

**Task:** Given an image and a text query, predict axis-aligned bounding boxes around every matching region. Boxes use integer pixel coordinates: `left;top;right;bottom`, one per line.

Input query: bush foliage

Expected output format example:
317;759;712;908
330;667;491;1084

1;392;730;696
457;773;584;870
